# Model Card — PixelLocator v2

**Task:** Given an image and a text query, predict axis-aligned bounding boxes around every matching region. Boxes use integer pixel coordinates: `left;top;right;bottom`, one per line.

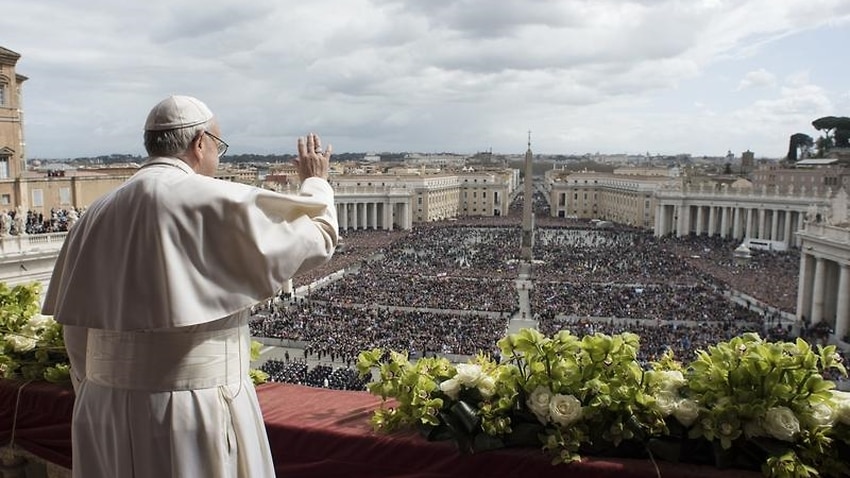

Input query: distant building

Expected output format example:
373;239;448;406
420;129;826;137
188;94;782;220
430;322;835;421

545;169;673;228
751;159;849;195
741;150;755;174
329;167;516;228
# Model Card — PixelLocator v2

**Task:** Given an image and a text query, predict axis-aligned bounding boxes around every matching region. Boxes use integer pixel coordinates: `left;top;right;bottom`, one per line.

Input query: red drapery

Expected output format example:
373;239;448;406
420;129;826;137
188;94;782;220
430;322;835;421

0;380;761;477
0;380;75;469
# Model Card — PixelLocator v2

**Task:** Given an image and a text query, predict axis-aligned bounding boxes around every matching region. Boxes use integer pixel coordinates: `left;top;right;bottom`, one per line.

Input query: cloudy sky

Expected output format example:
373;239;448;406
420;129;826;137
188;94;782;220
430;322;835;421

4;0;850;159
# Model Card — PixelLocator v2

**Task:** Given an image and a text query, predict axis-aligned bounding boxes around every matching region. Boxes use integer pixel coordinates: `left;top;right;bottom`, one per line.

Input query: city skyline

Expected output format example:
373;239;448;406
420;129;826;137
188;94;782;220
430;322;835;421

3;0;850;160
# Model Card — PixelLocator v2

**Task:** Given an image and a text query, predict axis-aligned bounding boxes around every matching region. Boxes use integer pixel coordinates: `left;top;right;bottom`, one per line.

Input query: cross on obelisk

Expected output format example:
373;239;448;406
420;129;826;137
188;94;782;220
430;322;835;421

520;131;534;261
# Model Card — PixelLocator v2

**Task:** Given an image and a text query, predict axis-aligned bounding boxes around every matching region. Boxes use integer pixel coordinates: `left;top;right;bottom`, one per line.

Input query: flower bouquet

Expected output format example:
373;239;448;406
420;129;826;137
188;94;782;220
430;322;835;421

0;282;70;383
682;333;850;477
356;328;850;478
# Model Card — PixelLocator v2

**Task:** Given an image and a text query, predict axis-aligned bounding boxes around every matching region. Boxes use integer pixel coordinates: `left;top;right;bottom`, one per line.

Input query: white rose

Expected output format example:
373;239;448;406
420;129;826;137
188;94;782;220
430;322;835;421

831;391;850;425
527;386;553;424
658;370;687;392
6;333;36;352
673;398;700;427
549;394;583;427
762;406;800;442
439;378;461;400
808;401;836;427
653;391;679;417
477;375;497;398
454;363;484;387
26;314;53;330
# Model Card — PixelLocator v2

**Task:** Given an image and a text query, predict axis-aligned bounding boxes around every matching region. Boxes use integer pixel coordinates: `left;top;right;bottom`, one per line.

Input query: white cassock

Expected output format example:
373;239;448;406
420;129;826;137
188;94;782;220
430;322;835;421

42;157;338;478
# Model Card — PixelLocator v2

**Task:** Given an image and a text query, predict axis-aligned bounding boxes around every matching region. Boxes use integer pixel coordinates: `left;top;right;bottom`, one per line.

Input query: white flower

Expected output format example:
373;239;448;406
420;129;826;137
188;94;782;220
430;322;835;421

830;390;850;426
454;363;484;387
762;406;800;442
527;386;553;424
658;370;686;392
477;375;497;398
653;391;679;417
6;333;37;352
26;314;53;331
439;378;461;400
549;394;583;427
673;398;700;427
808;401;836;427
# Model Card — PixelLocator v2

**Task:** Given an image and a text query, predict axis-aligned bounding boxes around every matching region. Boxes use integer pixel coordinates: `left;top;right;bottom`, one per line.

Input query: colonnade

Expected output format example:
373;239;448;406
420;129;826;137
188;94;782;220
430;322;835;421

655;203;806;248
334;199;412;231
654;189;829;249
796;223;850;339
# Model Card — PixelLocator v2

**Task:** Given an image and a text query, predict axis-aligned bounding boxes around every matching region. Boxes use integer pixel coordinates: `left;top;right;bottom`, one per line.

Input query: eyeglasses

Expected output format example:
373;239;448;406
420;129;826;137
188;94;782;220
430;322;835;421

204;131;229;158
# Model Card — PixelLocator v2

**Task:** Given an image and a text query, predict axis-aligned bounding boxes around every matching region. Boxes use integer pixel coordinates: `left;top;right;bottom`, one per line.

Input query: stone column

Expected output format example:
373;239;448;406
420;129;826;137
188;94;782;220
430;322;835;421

811;257;826;324
758;208;766;239
675;205;685;238
654;204;662;236
797;251;813;322
783;210;793;248
655;204;667;237
746;208;754;239
770;209;779;242
340;202;349;231
707;206;716;237
386;202;395;231
835;264;850;341
733;207;742;240
402;202;412;229
796;213;805;248
696;206;704;236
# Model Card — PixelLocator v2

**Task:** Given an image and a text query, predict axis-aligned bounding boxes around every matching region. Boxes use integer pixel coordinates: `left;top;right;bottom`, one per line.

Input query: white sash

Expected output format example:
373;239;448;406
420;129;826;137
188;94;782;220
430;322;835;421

85;325;245;391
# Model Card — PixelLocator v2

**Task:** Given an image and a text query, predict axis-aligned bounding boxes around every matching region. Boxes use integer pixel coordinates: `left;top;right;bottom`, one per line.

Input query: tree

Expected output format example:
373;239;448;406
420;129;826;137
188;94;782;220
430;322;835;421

786;133;813;162
812;116;850;156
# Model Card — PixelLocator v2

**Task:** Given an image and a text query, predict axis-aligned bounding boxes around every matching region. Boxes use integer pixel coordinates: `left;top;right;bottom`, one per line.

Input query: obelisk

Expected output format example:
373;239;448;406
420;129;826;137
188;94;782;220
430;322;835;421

510;131;538;334
520;131;534;261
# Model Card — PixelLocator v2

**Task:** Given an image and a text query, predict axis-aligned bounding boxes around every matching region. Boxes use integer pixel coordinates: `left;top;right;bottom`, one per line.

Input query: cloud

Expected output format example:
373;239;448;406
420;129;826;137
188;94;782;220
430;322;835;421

737;69;777;90
2;0;850;158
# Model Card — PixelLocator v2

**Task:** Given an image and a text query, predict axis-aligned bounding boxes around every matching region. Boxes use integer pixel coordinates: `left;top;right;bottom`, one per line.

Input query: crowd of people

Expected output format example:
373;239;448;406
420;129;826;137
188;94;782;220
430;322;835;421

0;207;83;235
532;283;764;325
658;235;800;313
251;190;846;389
259;358;370;391
250;301;508;368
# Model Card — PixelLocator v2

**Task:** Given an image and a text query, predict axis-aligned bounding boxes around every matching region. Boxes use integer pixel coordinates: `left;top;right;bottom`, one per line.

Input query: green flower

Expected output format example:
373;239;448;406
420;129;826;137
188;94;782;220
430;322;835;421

360;328;849;477
0;282;70;384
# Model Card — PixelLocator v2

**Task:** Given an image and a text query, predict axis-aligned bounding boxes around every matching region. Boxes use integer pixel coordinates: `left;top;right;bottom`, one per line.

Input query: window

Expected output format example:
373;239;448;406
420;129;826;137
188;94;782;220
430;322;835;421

0;194;9;205
0;157;8;179
60;187;71;205
0;81;6;106
32;189;44;207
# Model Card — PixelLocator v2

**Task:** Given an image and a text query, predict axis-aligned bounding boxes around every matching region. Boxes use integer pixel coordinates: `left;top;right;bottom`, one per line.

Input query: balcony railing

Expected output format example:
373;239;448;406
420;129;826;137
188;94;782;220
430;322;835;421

799;223;850;244
0;232;68;255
